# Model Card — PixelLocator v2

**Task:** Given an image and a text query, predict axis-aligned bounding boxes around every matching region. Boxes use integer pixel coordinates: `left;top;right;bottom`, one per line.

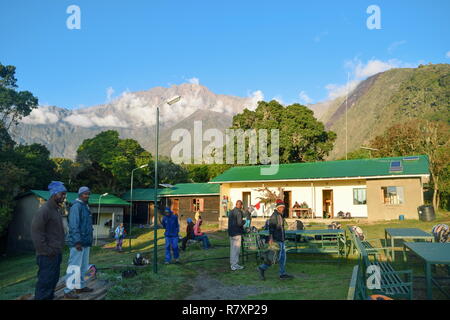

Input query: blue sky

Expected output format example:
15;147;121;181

1;0;449;109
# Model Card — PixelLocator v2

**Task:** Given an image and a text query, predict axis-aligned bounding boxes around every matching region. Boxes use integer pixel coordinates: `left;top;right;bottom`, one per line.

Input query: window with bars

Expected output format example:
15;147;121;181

191;198;204;212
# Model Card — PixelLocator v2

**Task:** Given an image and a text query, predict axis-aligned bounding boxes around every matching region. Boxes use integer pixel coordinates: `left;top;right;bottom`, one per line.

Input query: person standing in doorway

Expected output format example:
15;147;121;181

257;200;294;281
228;200;245;271
64;186;94;299
31;181;67;300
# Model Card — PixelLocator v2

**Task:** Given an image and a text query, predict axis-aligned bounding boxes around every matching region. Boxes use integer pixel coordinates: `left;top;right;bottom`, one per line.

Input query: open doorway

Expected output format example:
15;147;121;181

171;199;180;216
242;192;251;211
322;189;333;218
283;191;291;218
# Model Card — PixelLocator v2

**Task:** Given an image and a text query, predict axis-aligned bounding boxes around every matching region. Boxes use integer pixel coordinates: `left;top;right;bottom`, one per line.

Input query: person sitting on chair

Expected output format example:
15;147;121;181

181;218;196;251
194;217;211;249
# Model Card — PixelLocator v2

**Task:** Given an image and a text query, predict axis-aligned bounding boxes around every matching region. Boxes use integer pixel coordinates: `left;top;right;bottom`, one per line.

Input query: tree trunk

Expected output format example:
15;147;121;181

432;175;439;209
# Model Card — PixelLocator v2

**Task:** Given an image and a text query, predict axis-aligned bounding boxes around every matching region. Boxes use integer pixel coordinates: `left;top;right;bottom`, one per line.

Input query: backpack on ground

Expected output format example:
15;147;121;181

296;220;305;230
432;224;449;243
351;226;365;240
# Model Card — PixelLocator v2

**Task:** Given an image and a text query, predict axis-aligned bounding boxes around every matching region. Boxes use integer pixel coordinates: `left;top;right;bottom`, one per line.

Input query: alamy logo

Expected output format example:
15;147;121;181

366;5;381;30
66;5;81;30
66;265;81;290
170;121;280;175
366;265;381;290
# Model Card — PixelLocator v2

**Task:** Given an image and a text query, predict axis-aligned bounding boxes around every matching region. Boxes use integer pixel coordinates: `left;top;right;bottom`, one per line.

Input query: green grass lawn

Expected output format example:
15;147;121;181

1;211;449;300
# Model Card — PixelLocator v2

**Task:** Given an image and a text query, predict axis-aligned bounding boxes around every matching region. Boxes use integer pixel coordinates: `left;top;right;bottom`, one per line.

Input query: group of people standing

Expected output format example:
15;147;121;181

227;199;294;280
31;181;96;300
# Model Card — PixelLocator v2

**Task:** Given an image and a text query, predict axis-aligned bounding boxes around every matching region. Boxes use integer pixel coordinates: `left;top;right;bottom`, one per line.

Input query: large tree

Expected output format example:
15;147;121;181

231;100;336;163
76;130;152;193
369;119;450;210
0;63;39;235
0;63;38;132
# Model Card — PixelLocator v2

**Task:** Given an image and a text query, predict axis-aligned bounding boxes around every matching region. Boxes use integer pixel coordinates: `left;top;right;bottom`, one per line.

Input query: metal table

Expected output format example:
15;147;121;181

385;228;434;261
259;229;347;257
403;242;450;299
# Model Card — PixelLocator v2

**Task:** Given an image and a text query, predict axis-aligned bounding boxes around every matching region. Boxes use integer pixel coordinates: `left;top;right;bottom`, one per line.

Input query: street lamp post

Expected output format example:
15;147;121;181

95;193;108;246
153;96;181;274
129;164;149;250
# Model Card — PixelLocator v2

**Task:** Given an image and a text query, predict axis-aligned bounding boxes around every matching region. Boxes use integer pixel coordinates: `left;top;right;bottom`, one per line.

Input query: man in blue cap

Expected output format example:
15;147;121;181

63;186;94;299
161;207;180;264
31;181;67;300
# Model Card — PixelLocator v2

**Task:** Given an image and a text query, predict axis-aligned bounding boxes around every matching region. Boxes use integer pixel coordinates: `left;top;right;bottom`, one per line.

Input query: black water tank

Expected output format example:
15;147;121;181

418;205;435;222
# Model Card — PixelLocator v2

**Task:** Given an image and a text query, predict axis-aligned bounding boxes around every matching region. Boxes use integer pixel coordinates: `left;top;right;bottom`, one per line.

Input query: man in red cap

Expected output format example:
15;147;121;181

257;200;294;280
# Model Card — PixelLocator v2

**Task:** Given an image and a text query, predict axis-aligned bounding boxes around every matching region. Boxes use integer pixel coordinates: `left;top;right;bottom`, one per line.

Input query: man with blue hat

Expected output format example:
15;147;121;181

63;186;94;299
161;207;180;264
31;181;67;300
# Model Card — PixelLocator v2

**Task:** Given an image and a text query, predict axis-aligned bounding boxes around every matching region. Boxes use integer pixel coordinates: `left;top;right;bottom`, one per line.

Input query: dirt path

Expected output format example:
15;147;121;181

184;272;282;300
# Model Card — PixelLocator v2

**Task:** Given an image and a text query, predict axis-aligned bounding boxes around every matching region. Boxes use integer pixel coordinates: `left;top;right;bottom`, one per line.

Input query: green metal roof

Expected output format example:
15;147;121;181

29;190;130;206
210;155;430;183
121;183;220;201
121;188;162;202
159;183;220;197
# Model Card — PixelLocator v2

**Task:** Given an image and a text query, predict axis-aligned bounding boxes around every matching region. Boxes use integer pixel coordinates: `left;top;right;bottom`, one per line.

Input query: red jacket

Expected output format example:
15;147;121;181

194;219;204;236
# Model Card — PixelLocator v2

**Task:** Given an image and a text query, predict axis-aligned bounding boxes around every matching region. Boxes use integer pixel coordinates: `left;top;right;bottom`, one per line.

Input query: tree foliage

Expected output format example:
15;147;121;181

368;119;450;210
231;100;336;163
0;63;38;131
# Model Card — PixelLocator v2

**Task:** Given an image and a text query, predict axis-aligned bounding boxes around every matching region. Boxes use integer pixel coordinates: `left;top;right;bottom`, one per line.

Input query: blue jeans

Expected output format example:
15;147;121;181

259;241;287;276
194;235;211;249
165;236;179;262
64;246;90;293
35;254;62;300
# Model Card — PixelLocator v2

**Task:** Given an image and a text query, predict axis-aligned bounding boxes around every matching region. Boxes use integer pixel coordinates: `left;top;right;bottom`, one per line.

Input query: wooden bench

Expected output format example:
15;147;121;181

351;231;413;300
347;226;386;258
347;265;367;300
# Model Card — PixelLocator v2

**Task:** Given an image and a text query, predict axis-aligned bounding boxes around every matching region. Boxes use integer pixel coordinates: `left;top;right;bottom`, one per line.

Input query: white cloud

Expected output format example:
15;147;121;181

446;51;450;59
247;90;264;111
187;77;200;85
106;86;115;102
325;81;360;100
298;91;313;105
63;113;128;128
387;40;406;54
272;95;284;105
325;58;418;100
22;106;59;125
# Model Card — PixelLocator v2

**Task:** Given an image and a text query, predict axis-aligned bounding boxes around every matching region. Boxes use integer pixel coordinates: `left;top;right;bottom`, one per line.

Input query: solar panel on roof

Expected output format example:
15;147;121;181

389;160;403;172
403;156;420;161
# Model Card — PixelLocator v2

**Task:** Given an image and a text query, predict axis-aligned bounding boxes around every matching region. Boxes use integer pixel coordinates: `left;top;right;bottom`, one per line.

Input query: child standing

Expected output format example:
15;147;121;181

114;223;126;252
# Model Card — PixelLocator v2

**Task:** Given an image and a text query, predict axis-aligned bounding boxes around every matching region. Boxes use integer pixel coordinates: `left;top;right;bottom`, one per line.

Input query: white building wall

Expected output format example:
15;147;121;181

224;180;368;218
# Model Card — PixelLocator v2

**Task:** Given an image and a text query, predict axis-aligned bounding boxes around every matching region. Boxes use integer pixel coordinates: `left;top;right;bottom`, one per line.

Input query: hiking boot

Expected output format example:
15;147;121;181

63;292;80;300
257;267;265;281
279;273;294;280
75;287;94;294
234;264;244;270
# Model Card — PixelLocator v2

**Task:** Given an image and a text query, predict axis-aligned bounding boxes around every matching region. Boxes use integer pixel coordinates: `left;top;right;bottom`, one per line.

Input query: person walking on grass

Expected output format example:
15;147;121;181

114;223;126;252
228;199;245;271
63;186;94;299
257;200;294;281
162;207;180;264
31;181;67;300
194;216;212;249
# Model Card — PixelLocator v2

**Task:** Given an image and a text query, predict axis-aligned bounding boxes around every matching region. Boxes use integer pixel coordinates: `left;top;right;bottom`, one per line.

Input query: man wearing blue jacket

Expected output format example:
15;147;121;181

63;186;94;299
161;207;180;264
